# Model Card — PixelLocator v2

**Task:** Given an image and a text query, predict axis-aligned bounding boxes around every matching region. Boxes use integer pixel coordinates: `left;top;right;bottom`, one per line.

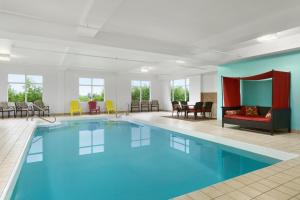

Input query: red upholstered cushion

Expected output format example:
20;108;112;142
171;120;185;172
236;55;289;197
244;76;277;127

240;106;246;115
224;114;271;123
265;109;272;119
245;106;258;116
225;110;240;115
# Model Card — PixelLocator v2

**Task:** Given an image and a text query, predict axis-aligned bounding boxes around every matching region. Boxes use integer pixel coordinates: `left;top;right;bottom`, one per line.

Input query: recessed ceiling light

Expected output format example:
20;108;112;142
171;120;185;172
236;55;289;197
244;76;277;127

141;68;149;73
0;54;10;62
257;34;278;42
140;66;152;73
176;60;185;64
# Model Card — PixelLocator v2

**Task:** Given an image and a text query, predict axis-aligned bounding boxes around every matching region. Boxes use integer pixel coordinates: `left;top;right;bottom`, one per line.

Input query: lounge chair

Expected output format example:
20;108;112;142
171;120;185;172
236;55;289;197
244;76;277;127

70;100;83;115
15;102;29;118
0;102;16;119
33;100;50;117
88;101;100;114
131;100;140;112
141;100;150;112
150;100;159;111
105;100;116;114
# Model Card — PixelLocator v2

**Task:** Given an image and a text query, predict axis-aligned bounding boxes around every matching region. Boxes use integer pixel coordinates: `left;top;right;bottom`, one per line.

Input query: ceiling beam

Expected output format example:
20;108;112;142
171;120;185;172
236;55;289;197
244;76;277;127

79;0;95;27
13;45;158;64
77;0;125;37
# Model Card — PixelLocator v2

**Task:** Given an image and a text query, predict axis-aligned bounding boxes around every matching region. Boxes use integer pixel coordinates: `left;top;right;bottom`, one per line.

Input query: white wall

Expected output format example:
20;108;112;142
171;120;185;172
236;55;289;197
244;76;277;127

0;63;217;113
159;72;217;111
189;75;201;104
0;63;164;113
158;79;170;110
201;72;217;92
160;75;202;111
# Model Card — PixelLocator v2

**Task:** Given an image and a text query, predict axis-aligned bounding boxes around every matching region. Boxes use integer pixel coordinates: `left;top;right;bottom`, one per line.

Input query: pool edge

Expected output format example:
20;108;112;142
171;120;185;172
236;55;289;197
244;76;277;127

2;116;299;200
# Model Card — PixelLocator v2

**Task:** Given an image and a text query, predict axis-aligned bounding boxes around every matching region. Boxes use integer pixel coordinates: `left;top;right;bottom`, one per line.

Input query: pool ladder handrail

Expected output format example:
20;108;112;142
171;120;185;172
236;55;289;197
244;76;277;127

26;104;56;123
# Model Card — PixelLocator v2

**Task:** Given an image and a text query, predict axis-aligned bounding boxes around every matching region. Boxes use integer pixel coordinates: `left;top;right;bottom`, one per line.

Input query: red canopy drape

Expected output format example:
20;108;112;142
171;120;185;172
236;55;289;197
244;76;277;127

272;71;290;108
222;77;241;107
222;70;290;109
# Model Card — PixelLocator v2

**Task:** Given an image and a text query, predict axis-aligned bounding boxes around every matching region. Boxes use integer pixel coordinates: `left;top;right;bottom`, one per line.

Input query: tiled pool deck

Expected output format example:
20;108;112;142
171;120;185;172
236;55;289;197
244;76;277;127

0;112;300;200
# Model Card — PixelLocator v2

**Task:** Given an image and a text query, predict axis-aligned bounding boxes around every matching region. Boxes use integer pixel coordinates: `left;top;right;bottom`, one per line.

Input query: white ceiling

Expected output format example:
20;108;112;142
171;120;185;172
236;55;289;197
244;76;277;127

0;0;300;76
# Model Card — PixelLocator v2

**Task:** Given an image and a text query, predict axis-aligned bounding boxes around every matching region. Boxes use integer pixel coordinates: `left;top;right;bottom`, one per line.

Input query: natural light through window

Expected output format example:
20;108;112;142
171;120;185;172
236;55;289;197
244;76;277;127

131;127;151;148
131;80;150;101
170;79;189;102
170;134;190;154
79;129;105;155
27;136;43;163
79;78;104;102
8;74;43;102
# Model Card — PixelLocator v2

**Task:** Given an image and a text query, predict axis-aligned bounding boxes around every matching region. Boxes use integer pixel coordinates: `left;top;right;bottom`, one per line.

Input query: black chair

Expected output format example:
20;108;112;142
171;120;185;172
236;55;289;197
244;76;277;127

34;100;50;117
141;100;150;112
186;102;204;119
0;102;16;119
131;100;140;112
150;100;159;111
15;102;29;117
203;102;213;118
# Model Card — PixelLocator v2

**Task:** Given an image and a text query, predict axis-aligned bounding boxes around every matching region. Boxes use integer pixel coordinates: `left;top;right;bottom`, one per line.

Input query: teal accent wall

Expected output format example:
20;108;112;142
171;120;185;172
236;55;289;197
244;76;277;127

241;79;272;107
217;50;300;130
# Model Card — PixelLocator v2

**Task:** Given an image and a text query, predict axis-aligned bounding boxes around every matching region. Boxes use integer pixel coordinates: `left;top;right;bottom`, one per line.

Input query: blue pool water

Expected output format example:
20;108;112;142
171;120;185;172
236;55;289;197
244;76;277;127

11;119;279;200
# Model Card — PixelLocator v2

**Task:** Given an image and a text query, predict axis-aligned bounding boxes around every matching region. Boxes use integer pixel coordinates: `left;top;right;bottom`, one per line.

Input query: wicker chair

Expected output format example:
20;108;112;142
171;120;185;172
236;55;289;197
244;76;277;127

150;100;159;111
15;102;29;117
0;102;16;119
171;101;181;117
141;100;150;112
34;100;50;117
131;100;140;112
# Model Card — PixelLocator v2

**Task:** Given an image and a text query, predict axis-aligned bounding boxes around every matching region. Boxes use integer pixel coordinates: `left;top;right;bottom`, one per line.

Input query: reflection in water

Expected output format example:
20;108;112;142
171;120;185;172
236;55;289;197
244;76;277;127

27;136;43;163
12;120;279;200
131;127;151;148
79;129;104;155
170;134;189;154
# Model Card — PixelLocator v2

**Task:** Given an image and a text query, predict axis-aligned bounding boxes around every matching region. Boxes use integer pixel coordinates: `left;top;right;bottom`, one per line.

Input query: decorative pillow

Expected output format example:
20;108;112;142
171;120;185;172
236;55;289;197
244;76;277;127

245;106;259;116
240;106;246;115
265;109;272;119
225;110;240;115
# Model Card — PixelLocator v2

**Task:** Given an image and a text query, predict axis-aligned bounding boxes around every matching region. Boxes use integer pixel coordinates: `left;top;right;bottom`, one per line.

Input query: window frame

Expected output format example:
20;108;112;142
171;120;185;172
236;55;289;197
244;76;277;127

79;129;105;155
27;136;43;163
79;77;105;102
7;74;43;102
170;78;189;102
131;80;151;101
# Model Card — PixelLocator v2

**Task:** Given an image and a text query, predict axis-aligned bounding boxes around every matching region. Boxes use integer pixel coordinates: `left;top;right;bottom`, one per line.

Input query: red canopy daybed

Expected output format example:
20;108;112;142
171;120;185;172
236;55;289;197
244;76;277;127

221;70;291;135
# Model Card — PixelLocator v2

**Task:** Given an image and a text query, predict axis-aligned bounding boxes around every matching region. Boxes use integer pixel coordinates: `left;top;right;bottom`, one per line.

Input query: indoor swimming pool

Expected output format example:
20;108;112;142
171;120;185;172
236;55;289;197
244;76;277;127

11;119;280;200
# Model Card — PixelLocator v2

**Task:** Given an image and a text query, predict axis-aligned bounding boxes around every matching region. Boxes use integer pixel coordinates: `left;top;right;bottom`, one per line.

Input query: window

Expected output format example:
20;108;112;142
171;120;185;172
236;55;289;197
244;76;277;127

170;79;189;101
131;127;151;148
79;78;104;102
79;129;104;155
170;134;190;154
131;80;150;101
27;136;43;163
8;74;43;102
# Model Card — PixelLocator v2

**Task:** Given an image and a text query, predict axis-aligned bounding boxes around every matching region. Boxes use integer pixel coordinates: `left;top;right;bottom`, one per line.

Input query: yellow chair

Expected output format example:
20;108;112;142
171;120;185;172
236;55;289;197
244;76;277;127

105;100;116;114
70;100;83;115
